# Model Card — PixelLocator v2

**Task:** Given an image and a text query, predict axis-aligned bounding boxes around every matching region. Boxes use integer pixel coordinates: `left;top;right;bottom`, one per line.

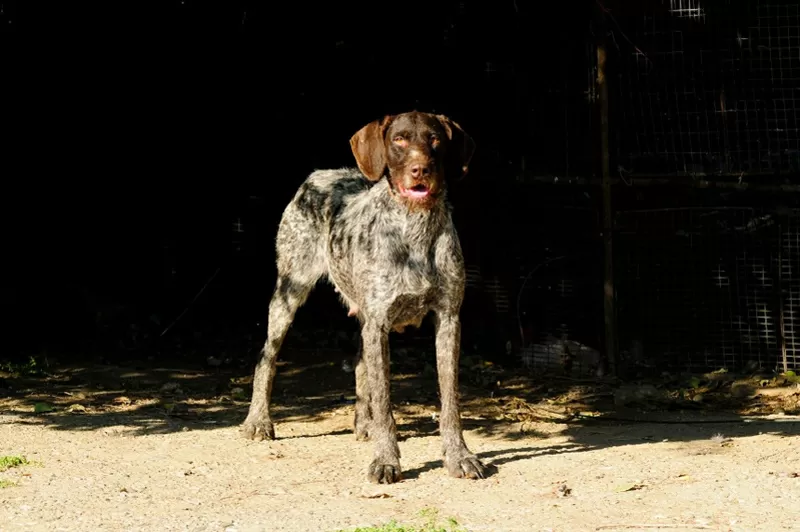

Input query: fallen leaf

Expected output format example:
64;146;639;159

770;471;799;478
614;483;645;493
33;402;54;414
67;404;87;413
360;491;392;499
555;483;572;497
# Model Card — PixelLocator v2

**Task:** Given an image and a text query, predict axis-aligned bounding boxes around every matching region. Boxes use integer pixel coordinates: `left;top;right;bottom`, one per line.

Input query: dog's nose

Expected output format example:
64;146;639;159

409;164;430;178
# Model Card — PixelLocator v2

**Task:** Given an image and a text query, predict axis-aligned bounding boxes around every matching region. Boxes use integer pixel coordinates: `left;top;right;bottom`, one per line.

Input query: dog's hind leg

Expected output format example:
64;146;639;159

241;206;325;441
353;338;372;441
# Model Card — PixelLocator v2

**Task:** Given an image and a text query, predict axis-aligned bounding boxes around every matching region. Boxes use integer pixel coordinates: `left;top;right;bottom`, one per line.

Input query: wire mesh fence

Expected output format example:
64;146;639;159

610;0;800;178
614;187;800;373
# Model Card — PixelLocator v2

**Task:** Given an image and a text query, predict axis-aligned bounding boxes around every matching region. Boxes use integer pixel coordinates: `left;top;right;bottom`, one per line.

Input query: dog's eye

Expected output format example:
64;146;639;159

393;136;406;144
430;135;440;147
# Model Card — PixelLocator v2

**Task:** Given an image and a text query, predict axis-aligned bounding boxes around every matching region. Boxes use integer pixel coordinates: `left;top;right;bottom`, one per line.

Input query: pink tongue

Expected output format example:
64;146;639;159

404;187;429;198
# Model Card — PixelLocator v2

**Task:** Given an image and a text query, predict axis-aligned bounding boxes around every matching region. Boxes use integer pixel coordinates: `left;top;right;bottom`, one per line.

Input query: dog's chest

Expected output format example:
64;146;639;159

326;209;444;323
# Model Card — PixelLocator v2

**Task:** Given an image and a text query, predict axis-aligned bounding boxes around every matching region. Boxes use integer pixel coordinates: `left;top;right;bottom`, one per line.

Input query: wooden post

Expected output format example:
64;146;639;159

597;27;618;376
777;224;788;373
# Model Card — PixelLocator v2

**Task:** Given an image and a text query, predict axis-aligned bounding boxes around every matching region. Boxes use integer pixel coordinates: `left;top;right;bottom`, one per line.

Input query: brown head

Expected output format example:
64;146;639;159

349;111;476;209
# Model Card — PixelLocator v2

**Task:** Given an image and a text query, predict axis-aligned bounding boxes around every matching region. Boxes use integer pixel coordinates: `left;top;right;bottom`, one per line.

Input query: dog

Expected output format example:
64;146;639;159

241;111;488;484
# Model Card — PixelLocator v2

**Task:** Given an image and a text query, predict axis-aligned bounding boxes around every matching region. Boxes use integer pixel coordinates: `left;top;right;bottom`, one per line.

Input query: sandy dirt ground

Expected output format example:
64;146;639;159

1;349;798;532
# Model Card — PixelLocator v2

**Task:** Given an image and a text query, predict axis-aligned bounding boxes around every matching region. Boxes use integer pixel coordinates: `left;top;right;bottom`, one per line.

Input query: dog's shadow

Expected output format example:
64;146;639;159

271;420;585;481
401;442;591;480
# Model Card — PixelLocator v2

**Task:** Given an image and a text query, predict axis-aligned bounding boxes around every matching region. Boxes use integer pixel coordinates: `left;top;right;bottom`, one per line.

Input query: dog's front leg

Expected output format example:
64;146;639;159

361;321;402;484
434;312;487;479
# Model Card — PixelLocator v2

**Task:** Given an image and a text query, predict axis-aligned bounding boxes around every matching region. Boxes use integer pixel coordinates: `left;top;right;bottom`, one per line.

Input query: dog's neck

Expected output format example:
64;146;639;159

370;177;450;244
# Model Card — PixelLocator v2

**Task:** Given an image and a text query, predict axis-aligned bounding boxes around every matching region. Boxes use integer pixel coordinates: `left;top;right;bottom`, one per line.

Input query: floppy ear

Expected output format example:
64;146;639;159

435;114;476;180
349;115;393;181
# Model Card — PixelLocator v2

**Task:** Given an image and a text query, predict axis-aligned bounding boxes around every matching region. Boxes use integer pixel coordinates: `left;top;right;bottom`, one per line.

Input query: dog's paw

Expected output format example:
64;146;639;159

241;417;275;441
445;454;490;480
367;459;403;484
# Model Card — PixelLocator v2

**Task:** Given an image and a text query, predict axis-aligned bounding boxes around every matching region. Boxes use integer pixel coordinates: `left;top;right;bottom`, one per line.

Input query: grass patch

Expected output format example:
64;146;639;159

337;508;467;532
0;479;18;489
0;456;30;472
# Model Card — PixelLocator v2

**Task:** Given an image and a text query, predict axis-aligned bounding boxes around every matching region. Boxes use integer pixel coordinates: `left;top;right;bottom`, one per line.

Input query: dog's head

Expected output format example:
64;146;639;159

349;111;475;209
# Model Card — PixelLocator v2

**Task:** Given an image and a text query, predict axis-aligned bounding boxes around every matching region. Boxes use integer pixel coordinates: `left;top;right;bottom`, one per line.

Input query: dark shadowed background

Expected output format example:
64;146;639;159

3;0;799;375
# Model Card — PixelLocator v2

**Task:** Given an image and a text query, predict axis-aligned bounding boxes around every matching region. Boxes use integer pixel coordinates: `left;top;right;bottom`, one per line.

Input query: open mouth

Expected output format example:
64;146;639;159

398;183;430;199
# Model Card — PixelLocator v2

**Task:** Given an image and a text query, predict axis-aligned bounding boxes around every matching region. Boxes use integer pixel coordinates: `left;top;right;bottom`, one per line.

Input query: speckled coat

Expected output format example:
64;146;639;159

241;112;488;484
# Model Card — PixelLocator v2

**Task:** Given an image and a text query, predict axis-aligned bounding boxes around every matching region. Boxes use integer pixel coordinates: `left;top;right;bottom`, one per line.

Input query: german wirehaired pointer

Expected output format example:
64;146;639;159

241;111;488;484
